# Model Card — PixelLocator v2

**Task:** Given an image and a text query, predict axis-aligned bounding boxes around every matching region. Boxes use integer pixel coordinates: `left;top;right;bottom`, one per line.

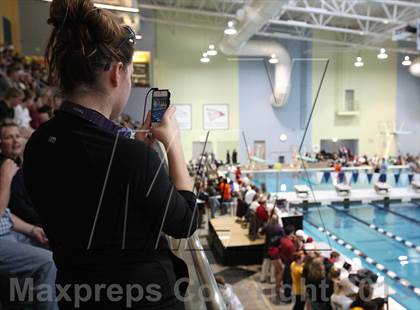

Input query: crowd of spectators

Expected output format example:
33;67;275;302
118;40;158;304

0;43;403;309
0;43;149;309
0;44;139;134
198;169;387;310
312;148;420;174
0;44;60;309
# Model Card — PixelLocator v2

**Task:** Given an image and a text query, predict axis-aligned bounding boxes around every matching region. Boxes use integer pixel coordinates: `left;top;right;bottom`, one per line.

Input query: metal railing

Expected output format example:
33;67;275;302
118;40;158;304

169;234;227;310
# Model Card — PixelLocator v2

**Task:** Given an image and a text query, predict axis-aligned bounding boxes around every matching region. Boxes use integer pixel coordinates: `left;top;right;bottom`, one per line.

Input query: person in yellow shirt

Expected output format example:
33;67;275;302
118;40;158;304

291;250;305;310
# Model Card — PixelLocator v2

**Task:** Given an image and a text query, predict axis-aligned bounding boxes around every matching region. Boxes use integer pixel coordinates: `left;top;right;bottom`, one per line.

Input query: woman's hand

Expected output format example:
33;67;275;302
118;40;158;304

135;111;155;146
0;159;19;184
150;106;181;149
31;226;49;246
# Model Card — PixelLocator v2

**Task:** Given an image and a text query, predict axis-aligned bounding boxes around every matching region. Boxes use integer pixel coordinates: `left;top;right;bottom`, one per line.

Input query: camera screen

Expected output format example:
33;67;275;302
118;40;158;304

152;93;169;123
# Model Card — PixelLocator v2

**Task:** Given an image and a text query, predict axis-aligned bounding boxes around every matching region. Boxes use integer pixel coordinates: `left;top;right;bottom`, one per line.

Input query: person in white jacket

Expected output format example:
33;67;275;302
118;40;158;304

215;276;244;310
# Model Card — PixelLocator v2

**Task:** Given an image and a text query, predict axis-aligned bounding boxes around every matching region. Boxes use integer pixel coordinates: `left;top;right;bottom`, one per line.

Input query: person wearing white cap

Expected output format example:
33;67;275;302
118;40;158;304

295;229;307;251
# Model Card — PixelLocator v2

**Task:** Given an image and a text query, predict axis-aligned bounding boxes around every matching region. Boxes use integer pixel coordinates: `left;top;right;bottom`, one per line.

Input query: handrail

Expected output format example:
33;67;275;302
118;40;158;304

168;234;227;310
187;234;227;310
158;141;226;310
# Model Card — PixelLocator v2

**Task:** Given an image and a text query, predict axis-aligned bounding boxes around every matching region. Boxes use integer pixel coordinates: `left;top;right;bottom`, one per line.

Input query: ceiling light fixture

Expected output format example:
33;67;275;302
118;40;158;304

409;56;420;77
269;53;279;64
354;56;364;67
207;44;218;56
402;56;412;66
200;52;210;63
377;48;388;60
224;21;237;35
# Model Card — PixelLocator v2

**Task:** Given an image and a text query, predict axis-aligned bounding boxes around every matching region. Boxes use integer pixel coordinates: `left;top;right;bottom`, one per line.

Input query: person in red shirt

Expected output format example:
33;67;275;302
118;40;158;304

278;225;297;302
256;199;268;222
235;166;241;182
221;178;232;202
220;178;232;215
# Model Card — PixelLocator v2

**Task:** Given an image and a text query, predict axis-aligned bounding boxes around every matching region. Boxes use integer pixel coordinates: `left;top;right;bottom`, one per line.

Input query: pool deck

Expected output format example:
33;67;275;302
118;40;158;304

274;187;420;205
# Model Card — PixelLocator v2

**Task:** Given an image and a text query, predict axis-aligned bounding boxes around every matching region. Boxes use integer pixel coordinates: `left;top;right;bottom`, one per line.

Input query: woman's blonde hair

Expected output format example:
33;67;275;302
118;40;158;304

307;257;325;279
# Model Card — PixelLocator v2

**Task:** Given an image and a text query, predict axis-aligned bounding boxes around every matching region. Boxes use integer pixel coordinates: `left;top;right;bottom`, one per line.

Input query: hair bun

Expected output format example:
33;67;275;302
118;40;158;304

47;0;96;29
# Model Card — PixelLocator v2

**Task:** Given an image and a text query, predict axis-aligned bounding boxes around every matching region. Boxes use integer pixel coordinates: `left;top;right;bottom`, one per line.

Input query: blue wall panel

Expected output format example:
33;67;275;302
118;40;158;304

239;40;312;164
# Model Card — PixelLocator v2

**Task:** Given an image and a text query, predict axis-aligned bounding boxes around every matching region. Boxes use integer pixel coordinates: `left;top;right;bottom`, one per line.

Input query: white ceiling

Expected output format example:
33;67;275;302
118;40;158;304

136;0;420;54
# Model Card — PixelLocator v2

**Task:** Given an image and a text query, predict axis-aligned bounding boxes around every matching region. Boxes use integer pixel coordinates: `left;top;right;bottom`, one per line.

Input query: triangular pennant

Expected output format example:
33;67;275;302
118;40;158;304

352;172;359;184
379;173;387;183
367;173;373;184
394;173;400;185
316;172;323;184
323;171;331;183
408;174;414;183
345;172;352;184
338;172;345;184
331;172;337;183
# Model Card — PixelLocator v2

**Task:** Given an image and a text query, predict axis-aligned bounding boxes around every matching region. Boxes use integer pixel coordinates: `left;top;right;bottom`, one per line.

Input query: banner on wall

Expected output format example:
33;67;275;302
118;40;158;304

174;104;192;130
203;104;229;130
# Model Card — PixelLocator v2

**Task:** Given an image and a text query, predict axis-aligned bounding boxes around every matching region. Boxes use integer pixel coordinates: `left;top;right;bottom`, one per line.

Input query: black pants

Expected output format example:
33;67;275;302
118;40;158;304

283;263;292;299
293;295;305;310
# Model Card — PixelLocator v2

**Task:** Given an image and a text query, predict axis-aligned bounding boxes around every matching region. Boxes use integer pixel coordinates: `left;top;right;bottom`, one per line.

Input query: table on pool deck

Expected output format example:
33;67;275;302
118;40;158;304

312;242;405;310
275;187;420;205
207;211;303;266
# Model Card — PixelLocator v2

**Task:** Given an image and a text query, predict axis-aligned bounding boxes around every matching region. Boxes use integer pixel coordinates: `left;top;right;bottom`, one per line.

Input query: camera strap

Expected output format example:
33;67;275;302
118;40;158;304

61;100;134;139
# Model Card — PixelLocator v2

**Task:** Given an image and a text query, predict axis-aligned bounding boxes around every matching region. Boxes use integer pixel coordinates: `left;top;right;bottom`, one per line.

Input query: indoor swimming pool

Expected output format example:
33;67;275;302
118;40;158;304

303;203;420;309
345;203;420;246
251;169;416;193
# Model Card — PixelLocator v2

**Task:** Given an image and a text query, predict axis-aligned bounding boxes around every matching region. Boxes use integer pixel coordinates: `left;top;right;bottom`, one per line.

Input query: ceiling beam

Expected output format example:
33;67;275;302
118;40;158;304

282;5;405;24
371;0;420;8
257;31;419;55
138;3;234;18
138;15;420;55
270;19;386;37
138;3;416;42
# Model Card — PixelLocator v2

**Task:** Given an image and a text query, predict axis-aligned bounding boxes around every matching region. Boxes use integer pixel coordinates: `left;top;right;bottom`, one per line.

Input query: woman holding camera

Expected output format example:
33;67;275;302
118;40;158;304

23;0;197;309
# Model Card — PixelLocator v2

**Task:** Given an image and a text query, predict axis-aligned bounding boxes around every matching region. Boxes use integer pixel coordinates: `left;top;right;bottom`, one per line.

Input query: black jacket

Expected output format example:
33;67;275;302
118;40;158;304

23;110;197;309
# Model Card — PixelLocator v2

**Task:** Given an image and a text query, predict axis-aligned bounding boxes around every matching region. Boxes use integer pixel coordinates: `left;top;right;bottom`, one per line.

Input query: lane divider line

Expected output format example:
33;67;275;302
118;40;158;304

303;218;420;297
370;203;420;225
329;205;420;253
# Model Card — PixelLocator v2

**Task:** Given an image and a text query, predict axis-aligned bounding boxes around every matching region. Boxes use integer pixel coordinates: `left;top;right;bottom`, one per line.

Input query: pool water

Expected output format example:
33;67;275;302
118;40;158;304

387;202;420;222
303;205;420;309
346;203;420;246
